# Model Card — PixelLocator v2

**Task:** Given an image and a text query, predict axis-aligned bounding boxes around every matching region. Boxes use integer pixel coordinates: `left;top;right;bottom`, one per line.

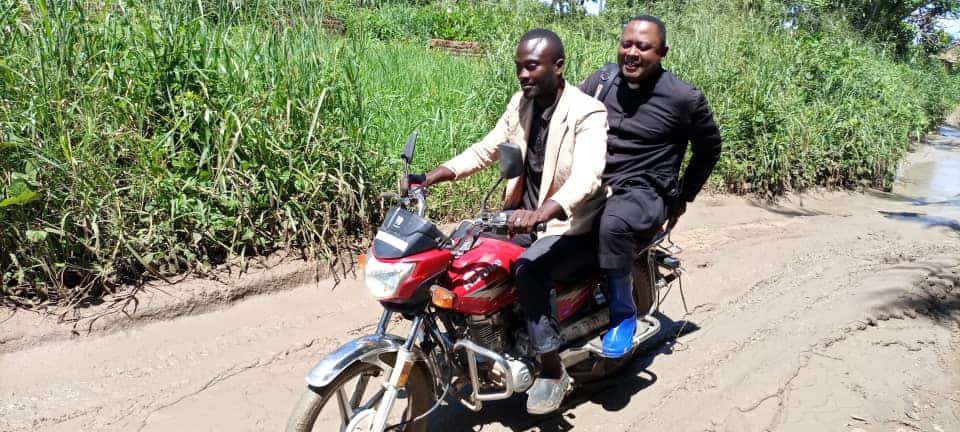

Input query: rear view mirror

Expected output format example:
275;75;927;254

497;143;523;179
401;130;418;164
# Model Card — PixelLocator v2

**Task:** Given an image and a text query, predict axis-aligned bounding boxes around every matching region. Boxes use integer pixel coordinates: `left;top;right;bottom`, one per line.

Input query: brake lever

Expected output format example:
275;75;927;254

380;191;401;201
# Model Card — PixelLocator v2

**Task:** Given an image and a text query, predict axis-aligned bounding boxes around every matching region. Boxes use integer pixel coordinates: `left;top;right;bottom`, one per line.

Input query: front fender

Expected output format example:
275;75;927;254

306;334;407;387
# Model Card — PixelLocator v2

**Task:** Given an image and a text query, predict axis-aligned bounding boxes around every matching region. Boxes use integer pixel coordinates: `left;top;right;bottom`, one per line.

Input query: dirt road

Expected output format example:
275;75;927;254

2;130;959;432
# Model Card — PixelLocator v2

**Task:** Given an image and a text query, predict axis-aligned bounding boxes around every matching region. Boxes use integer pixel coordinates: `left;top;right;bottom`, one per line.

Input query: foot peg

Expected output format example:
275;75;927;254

589;315;661;358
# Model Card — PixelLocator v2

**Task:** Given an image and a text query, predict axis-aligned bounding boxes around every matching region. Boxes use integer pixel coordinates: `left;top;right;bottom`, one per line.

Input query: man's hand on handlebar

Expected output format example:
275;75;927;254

507;200;565;234
400;173;427;195
400;166;456;195
507;210;542;233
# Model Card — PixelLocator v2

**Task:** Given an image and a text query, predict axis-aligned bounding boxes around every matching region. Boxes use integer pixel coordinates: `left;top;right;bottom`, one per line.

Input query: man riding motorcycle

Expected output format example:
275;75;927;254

407;28;608;414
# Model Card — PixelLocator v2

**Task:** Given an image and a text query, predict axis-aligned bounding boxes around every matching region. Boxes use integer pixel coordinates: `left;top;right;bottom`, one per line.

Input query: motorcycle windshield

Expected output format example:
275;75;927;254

373;207;444;259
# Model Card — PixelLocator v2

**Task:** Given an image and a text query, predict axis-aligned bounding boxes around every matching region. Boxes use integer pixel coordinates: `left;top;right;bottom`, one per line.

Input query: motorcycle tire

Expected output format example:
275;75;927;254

633;251;657;316
285;353;433;432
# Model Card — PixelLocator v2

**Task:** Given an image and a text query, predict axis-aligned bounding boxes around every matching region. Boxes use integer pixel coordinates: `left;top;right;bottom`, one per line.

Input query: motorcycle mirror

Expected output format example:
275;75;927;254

400;130;418;165
497;142;522;179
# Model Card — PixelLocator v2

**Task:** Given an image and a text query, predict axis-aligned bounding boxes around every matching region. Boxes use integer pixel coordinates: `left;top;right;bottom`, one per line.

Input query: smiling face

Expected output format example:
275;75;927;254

618;19;667;84
515;37;564;104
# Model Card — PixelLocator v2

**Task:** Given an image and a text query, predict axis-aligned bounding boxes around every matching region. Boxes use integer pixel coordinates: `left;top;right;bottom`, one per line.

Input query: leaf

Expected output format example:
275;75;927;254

0;142;23;151
25;230;47;243
0;190;40;207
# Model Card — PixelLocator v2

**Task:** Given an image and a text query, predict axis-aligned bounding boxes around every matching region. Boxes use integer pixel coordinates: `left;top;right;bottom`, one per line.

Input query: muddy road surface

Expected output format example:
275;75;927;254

2;132;959;432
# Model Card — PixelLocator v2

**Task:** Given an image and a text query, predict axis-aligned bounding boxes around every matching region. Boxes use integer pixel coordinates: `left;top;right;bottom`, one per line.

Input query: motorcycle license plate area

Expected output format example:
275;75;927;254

374;207;444;259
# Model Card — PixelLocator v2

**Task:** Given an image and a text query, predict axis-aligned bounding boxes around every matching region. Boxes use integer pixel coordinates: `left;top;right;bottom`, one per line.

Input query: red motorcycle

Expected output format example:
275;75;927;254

286;132;683;432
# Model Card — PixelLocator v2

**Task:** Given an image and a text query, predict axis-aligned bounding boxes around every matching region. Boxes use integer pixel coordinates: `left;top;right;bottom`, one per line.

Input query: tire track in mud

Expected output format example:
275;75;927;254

128;316;402;431
134;336;337;431
621;224;958;431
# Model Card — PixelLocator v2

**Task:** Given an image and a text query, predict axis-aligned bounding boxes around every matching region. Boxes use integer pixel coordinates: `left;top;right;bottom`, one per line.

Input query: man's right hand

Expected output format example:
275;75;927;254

400;166;456;194
400;173;427;194
666;199;687;230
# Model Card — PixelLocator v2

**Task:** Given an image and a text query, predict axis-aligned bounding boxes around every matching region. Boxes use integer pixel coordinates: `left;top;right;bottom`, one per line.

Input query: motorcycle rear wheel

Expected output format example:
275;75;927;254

285;353;432;432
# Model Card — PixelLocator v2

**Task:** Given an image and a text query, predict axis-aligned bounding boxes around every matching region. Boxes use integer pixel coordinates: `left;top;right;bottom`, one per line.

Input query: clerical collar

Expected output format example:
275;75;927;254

626;82;640;90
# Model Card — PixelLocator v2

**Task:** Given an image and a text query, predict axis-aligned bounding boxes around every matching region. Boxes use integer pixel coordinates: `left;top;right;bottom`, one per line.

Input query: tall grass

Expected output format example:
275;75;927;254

1;0;380;305
2;0;959;306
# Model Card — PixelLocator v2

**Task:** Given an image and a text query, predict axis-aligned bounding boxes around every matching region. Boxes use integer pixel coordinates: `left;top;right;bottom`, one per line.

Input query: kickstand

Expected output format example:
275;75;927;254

678;276;689;315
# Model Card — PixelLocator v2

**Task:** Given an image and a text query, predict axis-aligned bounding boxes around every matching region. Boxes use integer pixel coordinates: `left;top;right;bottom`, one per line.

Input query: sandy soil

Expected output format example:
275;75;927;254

1;133;958;432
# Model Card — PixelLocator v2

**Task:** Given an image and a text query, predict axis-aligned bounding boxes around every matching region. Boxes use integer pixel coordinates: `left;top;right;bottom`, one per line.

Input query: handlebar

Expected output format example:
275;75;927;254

382;190;546;238
483;210;547;235
381;186;428;217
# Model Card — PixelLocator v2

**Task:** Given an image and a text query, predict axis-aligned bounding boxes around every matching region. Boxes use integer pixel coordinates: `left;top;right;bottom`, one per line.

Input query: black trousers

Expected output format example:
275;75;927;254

512;233;598;355
597;185;667;271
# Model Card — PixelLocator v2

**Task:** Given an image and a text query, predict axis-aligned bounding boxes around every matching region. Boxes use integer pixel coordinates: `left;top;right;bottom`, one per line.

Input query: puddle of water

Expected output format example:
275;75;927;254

895;127;960;206
936;125;960;139
896;159;960;206
884;124;960;231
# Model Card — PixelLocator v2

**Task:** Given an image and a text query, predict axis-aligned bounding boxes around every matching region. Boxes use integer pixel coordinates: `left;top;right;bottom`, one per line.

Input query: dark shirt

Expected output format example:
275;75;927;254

520;99;556;211
580;66;722;203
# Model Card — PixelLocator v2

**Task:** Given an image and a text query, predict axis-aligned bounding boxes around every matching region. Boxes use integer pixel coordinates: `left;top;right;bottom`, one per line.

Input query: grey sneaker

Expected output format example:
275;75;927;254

525;369;572;415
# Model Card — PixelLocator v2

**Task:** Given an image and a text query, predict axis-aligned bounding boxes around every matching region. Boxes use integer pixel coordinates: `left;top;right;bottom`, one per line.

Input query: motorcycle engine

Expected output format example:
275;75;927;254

466;313;508;353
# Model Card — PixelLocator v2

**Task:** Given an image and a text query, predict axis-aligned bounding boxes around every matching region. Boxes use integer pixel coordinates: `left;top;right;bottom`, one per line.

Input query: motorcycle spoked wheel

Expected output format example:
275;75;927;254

285;353;433;432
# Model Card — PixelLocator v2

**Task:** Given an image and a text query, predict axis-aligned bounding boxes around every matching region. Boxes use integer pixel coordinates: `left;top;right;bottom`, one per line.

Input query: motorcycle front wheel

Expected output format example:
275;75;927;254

285;353;433;432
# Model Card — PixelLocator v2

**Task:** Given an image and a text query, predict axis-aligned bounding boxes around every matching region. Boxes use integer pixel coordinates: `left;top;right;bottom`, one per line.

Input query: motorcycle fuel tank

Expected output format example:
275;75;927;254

447;237;524;315
446;236;597;321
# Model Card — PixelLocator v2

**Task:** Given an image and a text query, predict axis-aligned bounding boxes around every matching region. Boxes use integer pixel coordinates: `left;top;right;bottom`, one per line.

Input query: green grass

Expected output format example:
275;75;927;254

2;0;959;306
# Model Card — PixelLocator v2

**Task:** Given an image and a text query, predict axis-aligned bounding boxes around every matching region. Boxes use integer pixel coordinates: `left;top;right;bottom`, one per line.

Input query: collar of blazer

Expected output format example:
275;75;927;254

515;81;574;206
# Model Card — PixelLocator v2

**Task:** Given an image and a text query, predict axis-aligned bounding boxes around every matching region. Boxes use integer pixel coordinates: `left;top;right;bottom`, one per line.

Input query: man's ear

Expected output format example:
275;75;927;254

554;57;565;74
659;44;670;57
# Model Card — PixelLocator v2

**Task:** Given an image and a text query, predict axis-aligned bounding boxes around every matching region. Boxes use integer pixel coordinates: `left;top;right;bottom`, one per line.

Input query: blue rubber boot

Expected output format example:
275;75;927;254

601;269;638;358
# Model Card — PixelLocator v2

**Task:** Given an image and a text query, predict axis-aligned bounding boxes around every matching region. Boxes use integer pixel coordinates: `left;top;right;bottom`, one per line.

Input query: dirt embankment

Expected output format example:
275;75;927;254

1;130;958;432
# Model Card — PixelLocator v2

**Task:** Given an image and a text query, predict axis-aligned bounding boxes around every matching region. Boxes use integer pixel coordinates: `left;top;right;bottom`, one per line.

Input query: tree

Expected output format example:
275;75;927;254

793;1;960;55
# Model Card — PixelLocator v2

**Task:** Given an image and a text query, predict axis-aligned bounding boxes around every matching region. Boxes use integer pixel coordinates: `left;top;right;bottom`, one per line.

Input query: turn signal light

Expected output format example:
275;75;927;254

430;286;456;309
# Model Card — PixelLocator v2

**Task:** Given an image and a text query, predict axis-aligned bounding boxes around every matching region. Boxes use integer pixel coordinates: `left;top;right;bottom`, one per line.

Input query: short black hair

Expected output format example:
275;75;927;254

519;28;565;64
627;15;667;49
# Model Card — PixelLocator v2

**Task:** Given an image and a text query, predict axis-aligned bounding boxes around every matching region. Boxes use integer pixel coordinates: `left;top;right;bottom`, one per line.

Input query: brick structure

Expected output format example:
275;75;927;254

428;39;484;57
321;17;345;36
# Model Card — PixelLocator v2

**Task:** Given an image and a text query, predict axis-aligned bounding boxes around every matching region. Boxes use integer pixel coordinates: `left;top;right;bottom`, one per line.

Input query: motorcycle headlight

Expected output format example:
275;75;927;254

364;256;416;299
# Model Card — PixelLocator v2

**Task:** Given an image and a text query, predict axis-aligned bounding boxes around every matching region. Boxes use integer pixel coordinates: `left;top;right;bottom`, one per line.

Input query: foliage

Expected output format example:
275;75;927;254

787;0;960;54
2;0;959;306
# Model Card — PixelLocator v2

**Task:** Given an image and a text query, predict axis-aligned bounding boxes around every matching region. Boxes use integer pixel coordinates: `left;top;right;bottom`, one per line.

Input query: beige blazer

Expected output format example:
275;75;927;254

442;83;608;237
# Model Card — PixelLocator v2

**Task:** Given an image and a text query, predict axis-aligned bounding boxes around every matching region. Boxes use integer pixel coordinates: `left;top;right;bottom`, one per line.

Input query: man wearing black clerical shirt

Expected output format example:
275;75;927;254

580;15;722;358
408;29;608;414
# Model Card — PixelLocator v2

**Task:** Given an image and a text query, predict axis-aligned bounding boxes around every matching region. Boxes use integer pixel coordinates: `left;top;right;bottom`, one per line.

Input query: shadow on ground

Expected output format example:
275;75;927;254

865;189;960;208
872;262;960;328
745;198;829;218
427;314;700;432
877;211;960;232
